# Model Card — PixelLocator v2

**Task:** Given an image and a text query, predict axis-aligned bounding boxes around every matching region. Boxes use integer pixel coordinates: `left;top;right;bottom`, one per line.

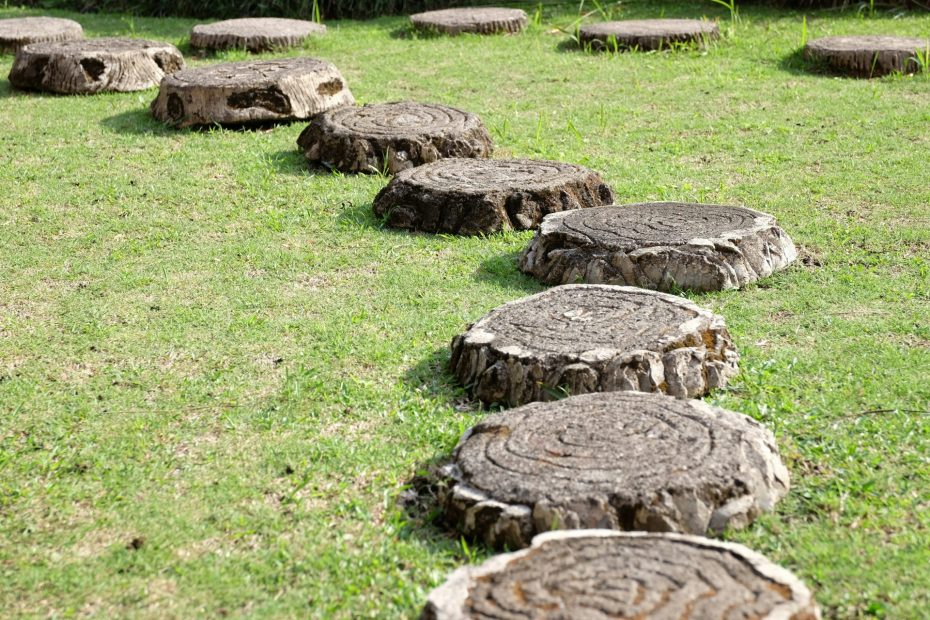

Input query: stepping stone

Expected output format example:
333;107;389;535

449;284;739;406
579;19;719;51
410;7;527;35
372;158;614;235
297;101;492;175
805;35;929;77
0;17;83;54
189;18;326;53
520;202;798;292
421;530;821;619
438;391;789;549
150;57;354;128
9;38;183;94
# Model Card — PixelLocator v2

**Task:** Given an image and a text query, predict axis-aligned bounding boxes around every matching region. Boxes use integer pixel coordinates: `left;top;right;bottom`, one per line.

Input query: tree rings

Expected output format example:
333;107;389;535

189;18;326;53
410;8;527;36
579;19;719;51
805;35;930;77
0;17;83;54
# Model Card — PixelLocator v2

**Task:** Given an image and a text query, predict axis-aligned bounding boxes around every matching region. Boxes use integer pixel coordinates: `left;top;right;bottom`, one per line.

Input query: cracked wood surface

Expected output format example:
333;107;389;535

805;35;930;77
579;19;719;51
0;17;83;54
410;8;527;35
190;18;326;52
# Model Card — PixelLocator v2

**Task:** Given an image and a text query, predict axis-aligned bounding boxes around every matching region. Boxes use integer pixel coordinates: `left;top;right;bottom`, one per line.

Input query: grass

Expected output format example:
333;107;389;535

1;1;929;618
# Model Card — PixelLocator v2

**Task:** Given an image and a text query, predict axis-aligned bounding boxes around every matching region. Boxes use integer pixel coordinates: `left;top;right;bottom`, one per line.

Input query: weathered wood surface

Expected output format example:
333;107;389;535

422;530;821;620
151;57;354;128
449;284;739;406
805;35;929;77
9;38;183;94
410;8;527;35
0;17;83;54
579;19;719;51
297;101;492;174
372;158;613;234
520;202;797;291
189;18;326;52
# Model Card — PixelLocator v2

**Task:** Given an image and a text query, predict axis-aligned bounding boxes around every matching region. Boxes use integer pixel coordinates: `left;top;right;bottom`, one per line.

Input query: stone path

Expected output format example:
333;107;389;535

0;17;83;54
410;8;527;36
579;19;719;51
190;18;326;52
806;35;929;77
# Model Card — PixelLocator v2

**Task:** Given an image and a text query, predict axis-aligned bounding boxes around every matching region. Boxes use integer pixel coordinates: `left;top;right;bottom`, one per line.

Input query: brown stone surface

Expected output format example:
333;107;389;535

520;202;797;292
422;530;821;620
0;17;83;54
189;18;326;52
410;8;527;35
297;101;492;174
579;18;719;51
9;38;183;94
150;57;353;128
805;35;929;77
372;158;613;235
449;284;739;406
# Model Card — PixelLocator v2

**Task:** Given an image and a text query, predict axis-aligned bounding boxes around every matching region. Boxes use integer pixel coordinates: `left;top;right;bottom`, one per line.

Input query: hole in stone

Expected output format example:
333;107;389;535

227;86;292;114
167;93;184;121
80;58;106;81
316;79;343;96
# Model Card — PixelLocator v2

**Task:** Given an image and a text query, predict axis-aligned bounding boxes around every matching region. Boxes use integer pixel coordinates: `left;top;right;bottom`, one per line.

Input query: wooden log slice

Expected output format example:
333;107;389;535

410;8;528;35
372;158;614;235
189;18;326;53
438;391;789;549
520;202;798;292
150;57;354;128
449;284;739;406
297;101;493;174
579;19;719;51
805;35;929;77
421;530;821;620
0;17;83;54
9;38;183;94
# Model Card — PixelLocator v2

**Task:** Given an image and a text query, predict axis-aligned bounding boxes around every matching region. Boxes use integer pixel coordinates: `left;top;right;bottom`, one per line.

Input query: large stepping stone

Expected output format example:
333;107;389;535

410;7;527;35
189;18;326;53
438;391;789;549
0;17;83;54
150;57;354;128
449;284;738;406
421;530;821;620
297;101;492;175
520;202;798;292
372;158;614;235
805;35;929;77
579;19;719;51
9;38;183;94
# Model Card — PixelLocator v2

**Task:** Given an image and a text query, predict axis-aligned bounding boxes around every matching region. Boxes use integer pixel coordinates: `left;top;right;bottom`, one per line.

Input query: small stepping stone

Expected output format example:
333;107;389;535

520;202;797;292
579;19;719;51
9;38;183;94
421;530;821;619
189;18;326;53
438;391;789;549
297;101;492;175
150;57;354;128
449;284;739;406
805;35;929;77
0;17;83;54
372;158;614;235
410;7;527;35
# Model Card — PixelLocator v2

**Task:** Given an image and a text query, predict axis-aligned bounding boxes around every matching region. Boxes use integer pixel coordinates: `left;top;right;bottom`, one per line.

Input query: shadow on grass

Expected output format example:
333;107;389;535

100;108;175;135
473;249;544;295
779;47;827;77
267;148;323;177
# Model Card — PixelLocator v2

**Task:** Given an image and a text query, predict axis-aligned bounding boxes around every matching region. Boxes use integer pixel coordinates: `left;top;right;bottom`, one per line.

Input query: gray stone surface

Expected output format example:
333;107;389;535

0;17;83;54
190;18;326;52
579;19;719;51
422;530;821;620
805;35;929;77
449;284;739;406
410;8;527;35
520;202;797;292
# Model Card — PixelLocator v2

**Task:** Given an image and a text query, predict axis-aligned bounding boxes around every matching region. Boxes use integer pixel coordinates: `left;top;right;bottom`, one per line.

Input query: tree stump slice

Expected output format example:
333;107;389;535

805;35;929;77
372;158;614;235
297;101;493;174
421;530;821;620
150;57;354;128
520;202;798;292
449;284;739;406
0;17;83;55
410;8;527;35
9;38;183;94
189;18;326;53
579;19;719;51
438;391;789;549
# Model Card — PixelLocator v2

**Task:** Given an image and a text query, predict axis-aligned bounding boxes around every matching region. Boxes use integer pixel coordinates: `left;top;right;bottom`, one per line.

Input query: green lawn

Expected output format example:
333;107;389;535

1;1;928;617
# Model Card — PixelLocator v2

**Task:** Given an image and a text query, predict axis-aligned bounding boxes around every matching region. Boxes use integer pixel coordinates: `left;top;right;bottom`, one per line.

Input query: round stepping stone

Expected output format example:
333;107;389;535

189;18;326;53
372;158;614;235
449;284;739;406
805;35;929;77
438;391;789;549
297;101;493;175
579;19;719;51
520;202;798;292
422;530;821;620
0;17;83;54
410;7;527;36
150;57;354;128
9;38;183;94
